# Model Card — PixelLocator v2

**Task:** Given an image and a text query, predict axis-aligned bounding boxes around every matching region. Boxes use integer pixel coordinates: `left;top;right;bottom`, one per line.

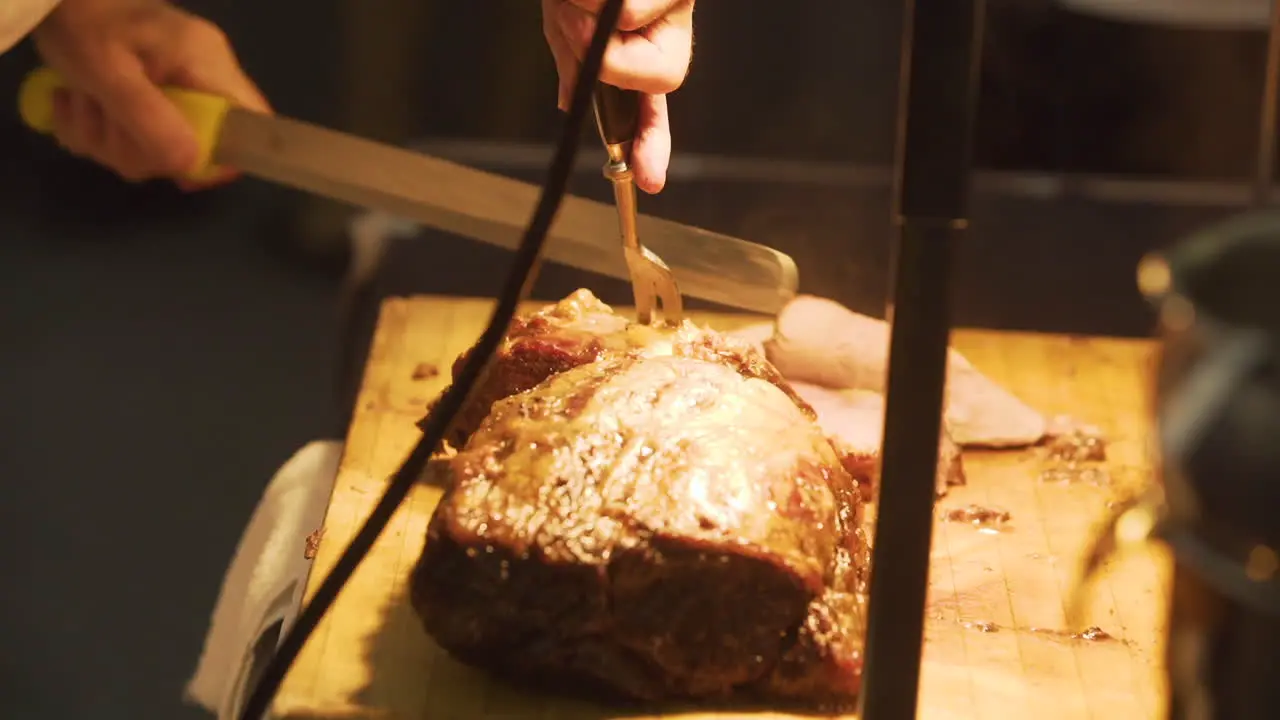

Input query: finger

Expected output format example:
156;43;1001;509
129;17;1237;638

176;62;271;115
50;89;92;155
548;37;578;111
565;0;690;32
632;93;670;194
169;28;273;115
95;122;159;182
542;1;578;110
132;15;272;117
557;4;691;94
50;88;74;146
175;167;240;193
66;46;200;176
153;19;270;184
53;90;112;163
168;76;265;181
52;88;170;181
605;21;692;94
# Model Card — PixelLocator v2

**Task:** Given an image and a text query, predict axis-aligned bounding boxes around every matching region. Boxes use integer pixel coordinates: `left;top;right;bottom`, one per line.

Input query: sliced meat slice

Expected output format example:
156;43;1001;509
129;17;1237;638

790;382;966;499
765;295;1052;447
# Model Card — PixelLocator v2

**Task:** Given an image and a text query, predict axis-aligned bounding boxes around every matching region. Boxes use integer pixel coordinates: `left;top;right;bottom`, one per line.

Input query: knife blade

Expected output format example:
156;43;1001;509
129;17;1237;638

18;68;798;316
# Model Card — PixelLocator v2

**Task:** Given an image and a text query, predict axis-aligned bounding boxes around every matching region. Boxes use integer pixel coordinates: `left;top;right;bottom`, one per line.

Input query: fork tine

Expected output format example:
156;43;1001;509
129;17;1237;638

654;274;682;324
624;247;655;324
634;281;655;325
641;247;683;325
592;84;684;326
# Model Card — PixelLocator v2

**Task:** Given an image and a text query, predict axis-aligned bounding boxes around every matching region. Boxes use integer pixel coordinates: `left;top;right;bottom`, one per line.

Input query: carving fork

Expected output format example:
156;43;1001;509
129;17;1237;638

592;84;684;325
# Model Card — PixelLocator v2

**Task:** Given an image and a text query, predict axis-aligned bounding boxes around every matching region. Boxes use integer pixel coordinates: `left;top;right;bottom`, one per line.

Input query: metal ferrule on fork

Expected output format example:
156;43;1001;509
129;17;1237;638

600;145;641;254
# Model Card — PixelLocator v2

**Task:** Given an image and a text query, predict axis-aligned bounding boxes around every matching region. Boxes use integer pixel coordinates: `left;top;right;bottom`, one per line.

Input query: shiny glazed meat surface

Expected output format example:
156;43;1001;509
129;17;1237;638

411;354;867;704
433;289;813;448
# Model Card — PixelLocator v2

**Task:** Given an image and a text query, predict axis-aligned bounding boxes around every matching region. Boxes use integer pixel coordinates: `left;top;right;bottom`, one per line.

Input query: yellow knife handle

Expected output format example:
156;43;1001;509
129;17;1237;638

18;66;232;181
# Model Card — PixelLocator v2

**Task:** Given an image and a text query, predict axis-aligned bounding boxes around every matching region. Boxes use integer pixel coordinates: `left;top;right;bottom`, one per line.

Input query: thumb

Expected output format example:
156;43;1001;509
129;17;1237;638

173;42;273;116
633;93;670;194
542;3;578;111
70;47;200;176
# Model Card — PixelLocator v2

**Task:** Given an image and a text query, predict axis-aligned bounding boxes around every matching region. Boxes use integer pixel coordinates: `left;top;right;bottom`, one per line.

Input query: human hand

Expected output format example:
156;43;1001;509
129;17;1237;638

32;0;270;190
542;0;695;194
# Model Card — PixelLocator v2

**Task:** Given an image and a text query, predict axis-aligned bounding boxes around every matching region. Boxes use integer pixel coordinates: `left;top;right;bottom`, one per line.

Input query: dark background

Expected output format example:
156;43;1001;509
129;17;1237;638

0;1;1271;717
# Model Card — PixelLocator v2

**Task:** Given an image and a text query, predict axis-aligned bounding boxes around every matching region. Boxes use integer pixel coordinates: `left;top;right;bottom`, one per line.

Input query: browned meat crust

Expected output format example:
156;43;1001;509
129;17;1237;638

412;354;866;704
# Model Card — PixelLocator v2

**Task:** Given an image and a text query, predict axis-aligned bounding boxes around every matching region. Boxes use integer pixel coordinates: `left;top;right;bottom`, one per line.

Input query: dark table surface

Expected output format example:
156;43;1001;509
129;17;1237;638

0;49;343;718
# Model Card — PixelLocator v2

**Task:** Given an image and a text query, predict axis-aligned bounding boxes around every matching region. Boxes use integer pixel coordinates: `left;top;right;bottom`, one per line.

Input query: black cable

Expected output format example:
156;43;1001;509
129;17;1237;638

235;2;629;716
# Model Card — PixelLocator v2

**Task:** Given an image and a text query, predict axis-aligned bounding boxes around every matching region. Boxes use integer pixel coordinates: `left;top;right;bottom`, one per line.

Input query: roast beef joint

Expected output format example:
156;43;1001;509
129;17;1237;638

408;290;985;706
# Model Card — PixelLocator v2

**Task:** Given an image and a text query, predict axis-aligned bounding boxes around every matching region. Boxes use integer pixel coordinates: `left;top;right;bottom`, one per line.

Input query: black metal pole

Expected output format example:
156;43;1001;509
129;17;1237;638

856;1;985;718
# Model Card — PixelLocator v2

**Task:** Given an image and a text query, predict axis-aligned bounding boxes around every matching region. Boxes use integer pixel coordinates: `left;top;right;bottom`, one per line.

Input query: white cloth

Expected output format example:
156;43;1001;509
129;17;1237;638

0;0;59;54
184;440;342;719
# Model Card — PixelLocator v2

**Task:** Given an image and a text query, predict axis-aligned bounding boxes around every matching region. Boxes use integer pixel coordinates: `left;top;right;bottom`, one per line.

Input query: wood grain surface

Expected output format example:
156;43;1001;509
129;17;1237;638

272;295;1169;720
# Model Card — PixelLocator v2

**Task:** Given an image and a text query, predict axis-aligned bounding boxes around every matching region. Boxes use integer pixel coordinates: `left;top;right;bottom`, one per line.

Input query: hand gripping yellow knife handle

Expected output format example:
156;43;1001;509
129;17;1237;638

18;66;232;182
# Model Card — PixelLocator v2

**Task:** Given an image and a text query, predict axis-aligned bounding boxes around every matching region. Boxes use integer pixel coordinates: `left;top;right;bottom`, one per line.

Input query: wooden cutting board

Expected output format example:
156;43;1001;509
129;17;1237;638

271;295;1169;720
